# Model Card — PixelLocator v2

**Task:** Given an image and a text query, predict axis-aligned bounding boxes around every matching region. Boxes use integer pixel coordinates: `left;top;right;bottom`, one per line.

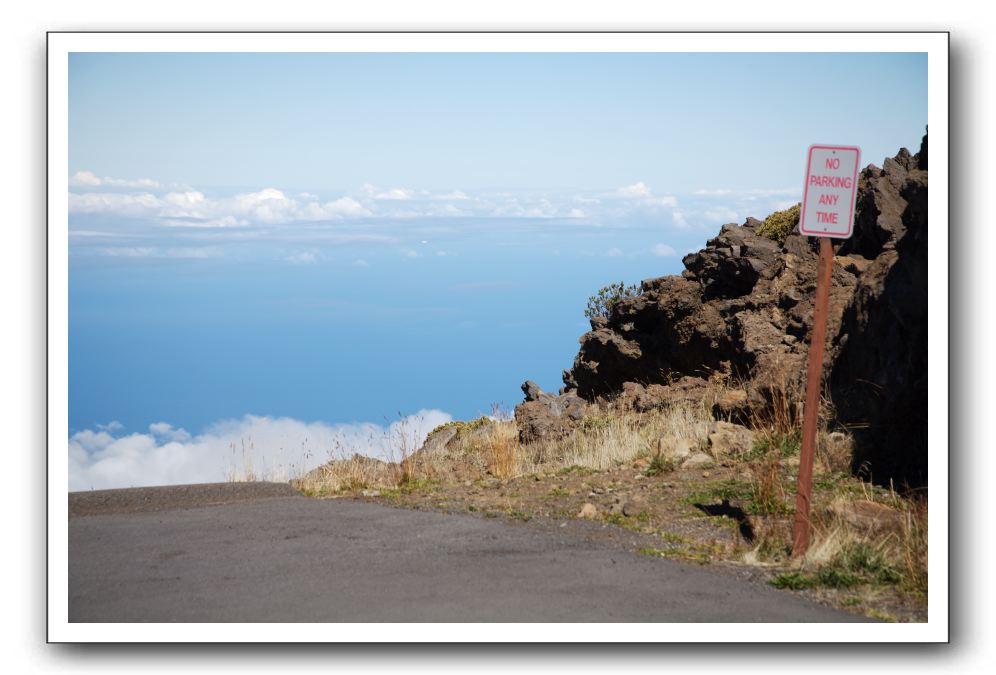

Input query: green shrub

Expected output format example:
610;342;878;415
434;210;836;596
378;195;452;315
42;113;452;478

756;203;801;245
645;453;676;477
584;281;640;320
770;572;817;590
749;430;802;461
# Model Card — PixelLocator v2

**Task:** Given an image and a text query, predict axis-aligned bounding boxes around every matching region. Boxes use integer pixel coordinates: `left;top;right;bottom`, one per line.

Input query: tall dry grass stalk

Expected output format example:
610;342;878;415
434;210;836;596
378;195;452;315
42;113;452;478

483;421;519;479
227;439;258;482
748;454;788;515
899;496;928;596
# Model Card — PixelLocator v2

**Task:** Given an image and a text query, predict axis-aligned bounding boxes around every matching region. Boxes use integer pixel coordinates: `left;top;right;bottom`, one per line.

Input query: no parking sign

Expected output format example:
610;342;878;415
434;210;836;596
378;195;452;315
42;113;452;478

799;145;860;239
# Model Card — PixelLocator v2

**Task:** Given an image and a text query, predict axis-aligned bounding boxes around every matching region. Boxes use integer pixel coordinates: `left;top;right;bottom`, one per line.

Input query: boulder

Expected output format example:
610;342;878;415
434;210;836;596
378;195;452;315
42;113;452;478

609;493;648;518
514;381;587;444
521;380;546;402
682;223;784;299
416;425;458;457
707;421;755;457
682;452;714;469
577;502;598;519
658;436;696;461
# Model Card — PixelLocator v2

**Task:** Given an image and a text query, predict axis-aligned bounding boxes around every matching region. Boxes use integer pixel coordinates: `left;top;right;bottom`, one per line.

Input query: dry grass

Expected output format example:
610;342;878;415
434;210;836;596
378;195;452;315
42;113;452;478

816;429;854;474
226;439;259;483
483;421;519;479
294;454;396;494
781;482;928;599
751;382;801;437
553;404;712;471
898;495;929;597
747;453;790;516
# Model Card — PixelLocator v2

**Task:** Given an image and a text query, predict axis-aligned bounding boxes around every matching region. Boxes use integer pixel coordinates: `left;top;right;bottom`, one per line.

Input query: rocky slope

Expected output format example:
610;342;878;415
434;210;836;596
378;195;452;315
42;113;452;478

518;136;929;489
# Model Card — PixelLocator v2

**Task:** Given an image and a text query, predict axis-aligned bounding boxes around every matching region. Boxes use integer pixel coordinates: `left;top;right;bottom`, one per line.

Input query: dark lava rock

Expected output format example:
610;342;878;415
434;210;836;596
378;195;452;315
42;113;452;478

523;137;929;489
514;381;587;444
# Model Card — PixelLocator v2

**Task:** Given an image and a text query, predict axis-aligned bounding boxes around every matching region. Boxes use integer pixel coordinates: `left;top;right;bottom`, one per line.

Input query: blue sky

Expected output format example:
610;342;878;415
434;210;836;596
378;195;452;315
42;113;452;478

67;51;927;489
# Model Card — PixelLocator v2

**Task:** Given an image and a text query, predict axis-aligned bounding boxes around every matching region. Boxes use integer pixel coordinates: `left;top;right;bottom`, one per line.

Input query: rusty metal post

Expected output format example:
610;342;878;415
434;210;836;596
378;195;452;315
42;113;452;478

792;236;834;558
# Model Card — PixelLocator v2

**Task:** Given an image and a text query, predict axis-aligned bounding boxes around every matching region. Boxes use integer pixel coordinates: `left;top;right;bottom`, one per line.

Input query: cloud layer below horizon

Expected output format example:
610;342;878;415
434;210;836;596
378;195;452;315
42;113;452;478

69;410;452;491
68;171;801;264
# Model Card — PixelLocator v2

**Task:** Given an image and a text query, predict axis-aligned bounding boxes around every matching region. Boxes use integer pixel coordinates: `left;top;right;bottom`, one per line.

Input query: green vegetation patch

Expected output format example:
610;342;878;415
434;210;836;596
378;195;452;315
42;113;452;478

756;203;801;245
769;543;902;591
748;430;802;461
685;478;789;516
579;414;613;432
378;478;439;500
645;453;677;477
428;416;493;438
556;465;597;477
604;513;646;532
638;544;718;565
584;281;640;320
814;472;852;491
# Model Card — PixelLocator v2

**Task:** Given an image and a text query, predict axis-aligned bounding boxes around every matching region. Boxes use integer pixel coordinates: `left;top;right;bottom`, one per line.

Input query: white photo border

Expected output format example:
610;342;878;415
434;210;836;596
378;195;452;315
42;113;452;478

47;30;949;643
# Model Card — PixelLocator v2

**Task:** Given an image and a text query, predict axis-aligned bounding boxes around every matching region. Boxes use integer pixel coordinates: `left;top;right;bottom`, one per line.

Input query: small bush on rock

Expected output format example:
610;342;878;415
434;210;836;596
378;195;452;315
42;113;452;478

584;281;640;320
757;203;801;245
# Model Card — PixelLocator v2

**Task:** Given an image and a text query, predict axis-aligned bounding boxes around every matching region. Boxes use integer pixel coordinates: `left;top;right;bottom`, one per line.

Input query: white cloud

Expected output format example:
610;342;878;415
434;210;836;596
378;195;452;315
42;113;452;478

70;170;161;189
104;176;162;189
672;210;690;229
567;208;586;219
149;422;191;443
70;170;103;187
400;248;420;258
69;187;373;225
612;182;677;210
69;192;163;217
374;187;415;201
353;259;370;267
606;247;623;257
96;247;157;258
435;203;464;216
161;215;247;228
69;410;452;491
325;196;371;217
643;195;678;207
284;250;320;265
704;207;739;223
94;246;220;259
616;182;652;198
162;190;207;212
434;190;471;201
651;243;677;257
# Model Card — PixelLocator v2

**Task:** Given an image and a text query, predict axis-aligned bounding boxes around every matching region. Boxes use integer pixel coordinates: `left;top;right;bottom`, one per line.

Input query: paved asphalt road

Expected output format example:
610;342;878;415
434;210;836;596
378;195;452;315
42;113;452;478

69;483;867;622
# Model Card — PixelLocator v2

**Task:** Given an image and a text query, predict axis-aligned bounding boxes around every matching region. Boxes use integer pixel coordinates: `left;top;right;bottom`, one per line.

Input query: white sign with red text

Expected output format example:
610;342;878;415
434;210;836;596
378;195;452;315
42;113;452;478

799;145;861;239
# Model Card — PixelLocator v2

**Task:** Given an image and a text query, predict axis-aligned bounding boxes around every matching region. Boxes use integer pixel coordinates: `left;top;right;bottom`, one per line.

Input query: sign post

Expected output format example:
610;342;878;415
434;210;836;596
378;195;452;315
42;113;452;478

791;144;860;558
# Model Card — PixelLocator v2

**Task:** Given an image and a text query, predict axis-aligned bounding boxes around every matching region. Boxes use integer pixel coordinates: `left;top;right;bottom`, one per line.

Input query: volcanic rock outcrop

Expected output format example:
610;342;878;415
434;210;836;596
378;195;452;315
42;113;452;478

522;136;929;488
